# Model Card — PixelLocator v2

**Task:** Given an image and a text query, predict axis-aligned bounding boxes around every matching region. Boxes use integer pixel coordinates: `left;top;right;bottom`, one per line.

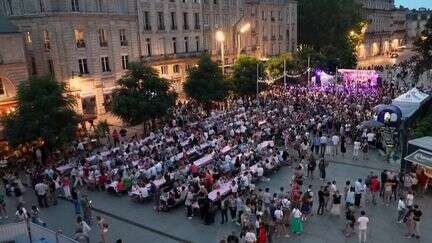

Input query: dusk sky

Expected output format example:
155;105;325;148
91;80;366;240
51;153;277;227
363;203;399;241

395;0;432;9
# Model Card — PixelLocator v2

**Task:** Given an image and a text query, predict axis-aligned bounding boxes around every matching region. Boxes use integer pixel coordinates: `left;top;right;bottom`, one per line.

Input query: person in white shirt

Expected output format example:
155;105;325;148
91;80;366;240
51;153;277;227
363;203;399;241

353;140;361;160
397;196;406;223
406;191;414;207
331;134;340;156
357;210;369;243
34;181;49;208
244;230;257;243
366;132;375;146
274;207;288;237
256;166;264;178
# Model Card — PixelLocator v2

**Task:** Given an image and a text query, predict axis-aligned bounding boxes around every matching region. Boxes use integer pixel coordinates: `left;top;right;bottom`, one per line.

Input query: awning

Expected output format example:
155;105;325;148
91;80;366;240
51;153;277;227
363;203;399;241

405;149;432;169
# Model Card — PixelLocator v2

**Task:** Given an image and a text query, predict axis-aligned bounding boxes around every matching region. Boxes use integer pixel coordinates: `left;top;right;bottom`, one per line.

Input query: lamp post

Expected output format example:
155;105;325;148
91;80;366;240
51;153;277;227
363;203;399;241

237;23;251;58
216;30;226;75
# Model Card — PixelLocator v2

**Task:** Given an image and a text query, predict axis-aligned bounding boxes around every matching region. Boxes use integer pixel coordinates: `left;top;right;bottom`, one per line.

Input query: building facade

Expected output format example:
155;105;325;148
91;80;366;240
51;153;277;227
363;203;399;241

406;8;432;43
356;0;406;60
0;16;29;115
0;0;297;115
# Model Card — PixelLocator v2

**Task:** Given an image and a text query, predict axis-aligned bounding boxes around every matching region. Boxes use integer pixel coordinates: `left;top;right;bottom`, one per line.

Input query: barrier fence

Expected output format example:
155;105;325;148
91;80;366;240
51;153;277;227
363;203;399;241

0;220;78;243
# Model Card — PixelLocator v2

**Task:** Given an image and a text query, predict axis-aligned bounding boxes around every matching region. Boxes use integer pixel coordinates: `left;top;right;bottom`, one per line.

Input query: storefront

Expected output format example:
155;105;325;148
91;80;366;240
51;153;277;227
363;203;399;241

404;136;432;176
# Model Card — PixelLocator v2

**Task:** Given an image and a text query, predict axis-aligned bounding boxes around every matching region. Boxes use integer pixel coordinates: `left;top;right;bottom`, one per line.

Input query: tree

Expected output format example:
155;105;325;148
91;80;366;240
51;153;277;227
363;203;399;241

413;17;432;77
232;55;265;96
2;75;79;150
266;53;297;77
111;62;176;126
298;0;364;70
183;54;228;104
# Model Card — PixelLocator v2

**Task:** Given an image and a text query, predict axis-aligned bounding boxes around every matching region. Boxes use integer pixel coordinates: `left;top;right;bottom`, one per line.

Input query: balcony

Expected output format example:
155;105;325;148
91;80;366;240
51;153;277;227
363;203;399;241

100;41;108;47
141;51;201;64
120;40;128;46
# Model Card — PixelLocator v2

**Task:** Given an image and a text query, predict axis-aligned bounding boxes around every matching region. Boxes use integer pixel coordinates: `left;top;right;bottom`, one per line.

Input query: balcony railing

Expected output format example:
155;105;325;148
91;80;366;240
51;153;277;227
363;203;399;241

120;40;128;46
100;41;108;47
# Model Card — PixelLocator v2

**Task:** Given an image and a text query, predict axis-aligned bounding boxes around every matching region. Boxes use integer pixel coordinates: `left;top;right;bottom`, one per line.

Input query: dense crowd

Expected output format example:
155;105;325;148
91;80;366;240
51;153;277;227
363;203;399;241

0;82;428;243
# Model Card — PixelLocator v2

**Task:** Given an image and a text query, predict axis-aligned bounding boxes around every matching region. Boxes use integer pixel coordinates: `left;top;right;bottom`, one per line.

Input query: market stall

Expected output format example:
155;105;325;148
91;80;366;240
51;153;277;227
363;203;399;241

404;136;432;175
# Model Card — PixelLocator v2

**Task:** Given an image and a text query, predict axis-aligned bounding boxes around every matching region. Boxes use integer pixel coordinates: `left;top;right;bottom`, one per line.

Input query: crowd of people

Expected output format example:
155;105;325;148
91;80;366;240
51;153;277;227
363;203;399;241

0;81;429;243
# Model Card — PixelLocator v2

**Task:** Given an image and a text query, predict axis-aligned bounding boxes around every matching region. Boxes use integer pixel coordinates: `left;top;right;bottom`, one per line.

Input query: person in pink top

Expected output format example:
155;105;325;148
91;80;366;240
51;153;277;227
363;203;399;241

62;176;71;198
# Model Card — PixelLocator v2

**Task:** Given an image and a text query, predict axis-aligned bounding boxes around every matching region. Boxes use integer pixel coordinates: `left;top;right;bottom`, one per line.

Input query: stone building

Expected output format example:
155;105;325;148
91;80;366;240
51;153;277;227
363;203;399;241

391;7;408;49
406;8;432;43
242;0;297;58
0;16;28;115
356;0;405;60
0;0;298;115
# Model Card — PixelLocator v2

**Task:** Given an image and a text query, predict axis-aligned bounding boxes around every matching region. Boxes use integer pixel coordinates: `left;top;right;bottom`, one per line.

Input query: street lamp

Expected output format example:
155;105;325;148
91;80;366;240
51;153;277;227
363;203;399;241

238;23;251;57
215;30;226;75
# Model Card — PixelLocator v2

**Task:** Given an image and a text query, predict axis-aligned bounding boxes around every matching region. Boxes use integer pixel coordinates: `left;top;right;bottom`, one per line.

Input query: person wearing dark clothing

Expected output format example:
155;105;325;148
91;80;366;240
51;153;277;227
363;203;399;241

71;188;81;215
412;205;422;239
220;199;229;224
380;170;388;197
317;186;325;215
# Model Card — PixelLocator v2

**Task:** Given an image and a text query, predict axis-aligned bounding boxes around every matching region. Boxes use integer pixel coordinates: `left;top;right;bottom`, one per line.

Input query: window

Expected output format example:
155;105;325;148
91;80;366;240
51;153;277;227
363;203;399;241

97;0;104;12
78;58;89;74
31;57;37;75
25;32;32;44
194;13;200;29
203;14;209;26
157;12;165;30
184;37;189;53
74;30;85;48
121;55;129;70
43;30;50;50
47;59;54;75
172;37;177;54
146;38;152;56
170;12;177;30
101;57;110;72
161;65;168;75
71;0;80;12
144;11;151;30
173;65;180;73
183;12;189;30
119;29;127;46
0;78;4;96
39;0;45;12
7;0;13;15
98;29;108;47
195;36;199;51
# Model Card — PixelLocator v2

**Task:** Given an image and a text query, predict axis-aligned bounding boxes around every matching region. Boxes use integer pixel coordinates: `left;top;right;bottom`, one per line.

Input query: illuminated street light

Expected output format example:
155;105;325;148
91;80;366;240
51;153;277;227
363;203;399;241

240;23;251;33
349;30;355;36
215;30;226;75
215;30;225;42
238;23;251;57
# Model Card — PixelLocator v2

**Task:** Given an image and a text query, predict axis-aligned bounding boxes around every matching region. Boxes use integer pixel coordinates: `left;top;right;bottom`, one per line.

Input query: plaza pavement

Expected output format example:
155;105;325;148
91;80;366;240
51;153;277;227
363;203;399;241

1;147;431;243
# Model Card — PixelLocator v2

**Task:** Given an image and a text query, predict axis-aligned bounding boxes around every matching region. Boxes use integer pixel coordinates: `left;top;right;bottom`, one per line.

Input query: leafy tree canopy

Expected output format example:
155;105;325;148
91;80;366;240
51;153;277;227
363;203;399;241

111;62;176;126
413;17;432;77
183;54;228;104
298;0;364;69
266;53;297;77
232;55;265;96
2;75;79;150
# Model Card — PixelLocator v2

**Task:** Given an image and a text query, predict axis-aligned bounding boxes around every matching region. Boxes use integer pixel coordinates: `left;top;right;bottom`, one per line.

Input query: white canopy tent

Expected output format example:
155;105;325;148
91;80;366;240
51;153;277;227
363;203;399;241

311;71;335;86
392;87;430;119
